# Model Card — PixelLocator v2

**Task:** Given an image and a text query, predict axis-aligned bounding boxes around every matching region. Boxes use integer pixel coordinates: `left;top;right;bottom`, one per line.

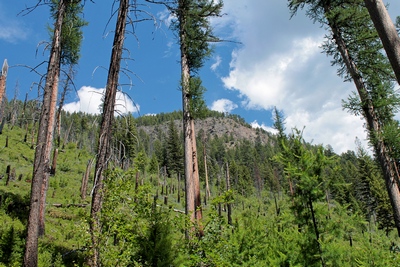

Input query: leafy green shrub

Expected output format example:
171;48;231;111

59;163;72;173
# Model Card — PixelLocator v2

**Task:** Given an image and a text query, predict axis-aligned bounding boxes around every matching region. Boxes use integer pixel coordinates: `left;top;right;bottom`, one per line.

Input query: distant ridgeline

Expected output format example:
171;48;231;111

134;109;251;128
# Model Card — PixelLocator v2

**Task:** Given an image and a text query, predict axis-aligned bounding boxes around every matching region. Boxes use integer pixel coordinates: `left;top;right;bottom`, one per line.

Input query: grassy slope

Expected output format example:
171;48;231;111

0;124;93;266
0;123;399;266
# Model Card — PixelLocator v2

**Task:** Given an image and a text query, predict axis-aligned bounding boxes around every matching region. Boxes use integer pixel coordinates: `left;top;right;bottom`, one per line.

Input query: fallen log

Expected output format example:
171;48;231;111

52;203;88;208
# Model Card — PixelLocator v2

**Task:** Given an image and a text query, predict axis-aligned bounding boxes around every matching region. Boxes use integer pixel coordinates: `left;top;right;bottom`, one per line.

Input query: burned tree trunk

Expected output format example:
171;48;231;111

89;0;129;265
81;159;92;200
225;162;232;225
55;68;71;148
23;1;67;266
0;60;7;107
50;148;58;176
327;8;400;236
0;59;8;131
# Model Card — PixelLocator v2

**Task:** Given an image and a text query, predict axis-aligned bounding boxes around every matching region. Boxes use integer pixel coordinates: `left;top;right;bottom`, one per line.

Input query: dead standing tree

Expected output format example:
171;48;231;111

89;0;129;265
160;0;223;236
0;59;8;107
0;59;8;127
23;1;68;266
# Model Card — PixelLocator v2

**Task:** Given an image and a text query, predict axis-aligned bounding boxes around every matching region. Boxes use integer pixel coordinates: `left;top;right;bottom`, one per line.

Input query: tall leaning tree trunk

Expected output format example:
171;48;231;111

179;2;202;230
55;67;72;148
328;14;400;236
364;0;400;85
0;59;8;126
23;1;67;266
203;133;211;200
225;162;232;225
0;59;8;108
89;0;128;265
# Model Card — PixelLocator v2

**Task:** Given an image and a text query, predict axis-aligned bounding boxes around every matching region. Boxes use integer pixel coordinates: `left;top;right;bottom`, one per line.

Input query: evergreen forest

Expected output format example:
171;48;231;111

0;101;399;266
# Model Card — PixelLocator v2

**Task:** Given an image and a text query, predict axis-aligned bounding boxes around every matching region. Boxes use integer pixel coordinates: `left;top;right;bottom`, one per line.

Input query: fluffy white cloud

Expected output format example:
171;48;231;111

217;0;370;154
63;86;138;115
251;120;277;135
210;98;238;113
211;55;222;72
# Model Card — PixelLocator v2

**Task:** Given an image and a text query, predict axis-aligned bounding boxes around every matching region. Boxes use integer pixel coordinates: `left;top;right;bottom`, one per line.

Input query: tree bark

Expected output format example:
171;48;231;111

225;162;232;225
81;159;92;200
0;59;7;115
56;69;71;148
203;133;211;200
89;0;128;265
364;0;400;85
0;59;8;128
5;165;11;186
328;10;400;236
179;0;203;234
50;148;58;176
23;1;66;266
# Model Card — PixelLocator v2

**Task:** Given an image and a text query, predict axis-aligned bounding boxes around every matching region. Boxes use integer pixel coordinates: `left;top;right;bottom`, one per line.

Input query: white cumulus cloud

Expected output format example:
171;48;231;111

217;0;370;154
63;86;138;115
210;98;238;113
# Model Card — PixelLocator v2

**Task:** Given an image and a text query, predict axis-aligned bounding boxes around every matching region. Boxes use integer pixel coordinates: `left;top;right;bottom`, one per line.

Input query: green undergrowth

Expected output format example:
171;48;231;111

0;125;399;266
0;125;92;266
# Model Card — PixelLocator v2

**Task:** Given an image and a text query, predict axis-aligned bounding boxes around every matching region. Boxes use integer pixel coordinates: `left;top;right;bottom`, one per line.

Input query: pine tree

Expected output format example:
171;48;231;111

24;1;85;265
166;119;183;177
165;0;223;230
274;129;333;266
288;0;400;237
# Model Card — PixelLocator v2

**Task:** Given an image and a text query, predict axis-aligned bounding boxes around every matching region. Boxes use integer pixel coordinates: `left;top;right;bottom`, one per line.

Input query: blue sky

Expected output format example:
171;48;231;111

1;0;399;154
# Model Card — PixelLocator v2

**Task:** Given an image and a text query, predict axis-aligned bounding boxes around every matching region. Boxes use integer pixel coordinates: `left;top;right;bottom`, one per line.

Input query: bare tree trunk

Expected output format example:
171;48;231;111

203;133;211;200
20;93;28;128
5;165;11;186
328;12;400;236
0;59;8;122
179;1;202;234
10;83;19;129
0;59;8;111
364;0;400;85
56;68;71;148
30;119;36;149
62;120;73;148
89;0;128;265
23;1;66;266
190;119;202;221
81;159;92;200
225;162;232;225
50;148;58;176
177;173;181;203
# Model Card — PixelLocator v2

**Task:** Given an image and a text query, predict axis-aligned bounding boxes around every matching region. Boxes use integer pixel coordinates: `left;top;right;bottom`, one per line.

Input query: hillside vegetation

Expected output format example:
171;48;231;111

0;105;399;266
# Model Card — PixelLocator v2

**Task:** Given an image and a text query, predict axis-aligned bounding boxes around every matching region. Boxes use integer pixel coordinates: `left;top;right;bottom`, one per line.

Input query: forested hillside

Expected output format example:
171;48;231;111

0;101;399;266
